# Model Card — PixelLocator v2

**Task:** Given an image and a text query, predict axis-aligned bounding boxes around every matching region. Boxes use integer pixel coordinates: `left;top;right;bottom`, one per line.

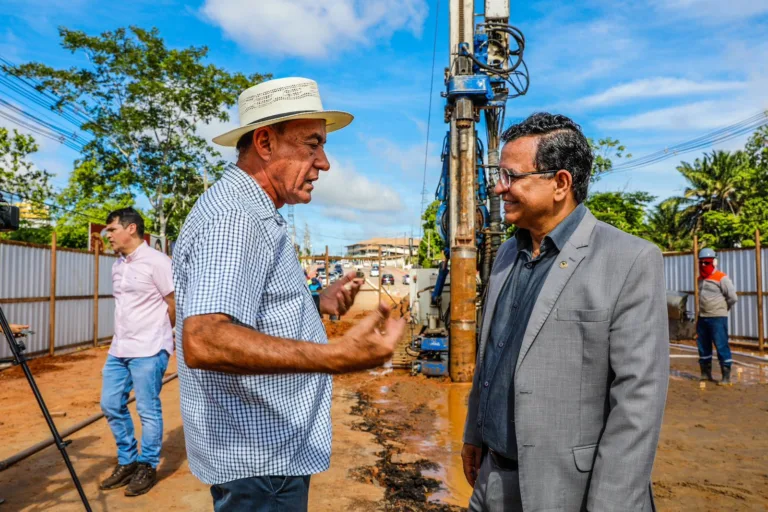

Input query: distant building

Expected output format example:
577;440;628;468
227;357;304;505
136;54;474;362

345;237;420;266
15;202;50;227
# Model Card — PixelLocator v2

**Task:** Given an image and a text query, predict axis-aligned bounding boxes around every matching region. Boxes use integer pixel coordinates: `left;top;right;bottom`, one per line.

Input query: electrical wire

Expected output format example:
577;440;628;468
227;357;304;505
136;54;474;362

604;110;768;175
419;0;441;235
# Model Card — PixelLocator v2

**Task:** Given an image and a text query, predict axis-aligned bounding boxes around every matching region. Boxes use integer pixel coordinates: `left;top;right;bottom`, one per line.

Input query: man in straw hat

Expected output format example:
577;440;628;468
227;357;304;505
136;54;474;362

172;77;405;511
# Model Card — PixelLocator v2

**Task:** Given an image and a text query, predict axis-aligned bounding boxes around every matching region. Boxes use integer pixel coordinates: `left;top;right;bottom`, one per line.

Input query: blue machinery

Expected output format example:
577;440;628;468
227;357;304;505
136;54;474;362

411;0;528;380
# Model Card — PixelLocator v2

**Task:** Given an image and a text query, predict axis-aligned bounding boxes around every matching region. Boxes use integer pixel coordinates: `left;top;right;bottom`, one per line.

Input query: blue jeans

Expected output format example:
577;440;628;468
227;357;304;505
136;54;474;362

696;316;732;368
211;475;311;512
100;350;170;468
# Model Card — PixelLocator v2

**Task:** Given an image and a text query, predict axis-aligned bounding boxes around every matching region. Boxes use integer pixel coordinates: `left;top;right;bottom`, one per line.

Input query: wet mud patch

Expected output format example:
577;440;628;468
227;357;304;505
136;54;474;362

349;392;465;512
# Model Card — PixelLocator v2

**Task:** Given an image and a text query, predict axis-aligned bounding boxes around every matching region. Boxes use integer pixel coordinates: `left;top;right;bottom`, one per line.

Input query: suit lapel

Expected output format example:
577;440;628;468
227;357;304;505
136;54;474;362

514;211;598;374
478;240;518;367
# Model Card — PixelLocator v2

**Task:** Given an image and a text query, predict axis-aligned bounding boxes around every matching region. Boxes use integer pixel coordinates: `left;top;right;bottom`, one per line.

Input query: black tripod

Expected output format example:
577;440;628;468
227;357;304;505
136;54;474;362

0;306;92;511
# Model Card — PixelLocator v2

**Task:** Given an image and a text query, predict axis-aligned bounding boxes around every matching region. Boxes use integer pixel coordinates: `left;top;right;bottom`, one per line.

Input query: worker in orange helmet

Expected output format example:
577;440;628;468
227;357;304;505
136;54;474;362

697;248;738;385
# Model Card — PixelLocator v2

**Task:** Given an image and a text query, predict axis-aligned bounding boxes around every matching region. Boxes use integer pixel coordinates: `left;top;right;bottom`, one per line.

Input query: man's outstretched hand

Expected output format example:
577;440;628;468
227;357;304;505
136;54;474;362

329;302;405;373
319;271;364;316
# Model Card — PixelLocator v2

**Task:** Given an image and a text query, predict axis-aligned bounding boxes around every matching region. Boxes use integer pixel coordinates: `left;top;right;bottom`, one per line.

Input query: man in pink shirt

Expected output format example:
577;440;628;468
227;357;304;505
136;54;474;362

99;207;175;497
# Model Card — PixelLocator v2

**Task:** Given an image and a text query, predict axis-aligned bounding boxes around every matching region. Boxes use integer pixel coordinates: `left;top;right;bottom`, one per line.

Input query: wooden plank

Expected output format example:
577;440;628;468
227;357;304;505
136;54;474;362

0;295;114;304
756;229;764;352
693;235;700;322
49;231;57;356
93;240;100;347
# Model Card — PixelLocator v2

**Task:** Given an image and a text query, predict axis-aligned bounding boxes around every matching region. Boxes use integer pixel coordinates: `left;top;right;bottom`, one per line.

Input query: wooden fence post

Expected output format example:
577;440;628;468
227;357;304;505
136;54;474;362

378;246;383;304
324;246;330;287
693;235;700;322
93;238;100;347
49;231;57;356
756;229;764;352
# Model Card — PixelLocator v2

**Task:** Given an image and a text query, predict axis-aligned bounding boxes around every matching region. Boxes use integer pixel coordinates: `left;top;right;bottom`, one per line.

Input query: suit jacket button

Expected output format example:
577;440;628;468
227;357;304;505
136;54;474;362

484;381;489;387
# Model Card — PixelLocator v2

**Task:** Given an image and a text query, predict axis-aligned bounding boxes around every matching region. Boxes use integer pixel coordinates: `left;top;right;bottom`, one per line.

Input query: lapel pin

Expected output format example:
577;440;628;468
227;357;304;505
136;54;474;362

559;261;568;269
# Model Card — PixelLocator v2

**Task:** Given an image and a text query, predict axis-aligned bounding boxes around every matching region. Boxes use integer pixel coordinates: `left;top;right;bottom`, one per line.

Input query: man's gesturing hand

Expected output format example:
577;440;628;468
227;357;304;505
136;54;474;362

320;271;363;316
461;443;483;487
331;303;404;372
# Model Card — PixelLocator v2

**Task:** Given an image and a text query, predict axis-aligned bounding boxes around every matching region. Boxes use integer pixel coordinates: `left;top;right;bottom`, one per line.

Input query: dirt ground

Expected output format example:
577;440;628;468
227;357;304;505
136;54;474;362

1;272;767;511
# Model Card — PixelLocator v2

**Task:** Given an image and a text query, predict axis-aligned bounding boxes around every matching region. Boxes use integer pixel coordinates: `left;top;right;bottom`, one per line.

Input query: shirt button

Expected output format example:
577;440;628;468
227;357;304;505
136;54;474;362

513;302;519;309
525;262;533;269
484;381;489;387
498;342;504;348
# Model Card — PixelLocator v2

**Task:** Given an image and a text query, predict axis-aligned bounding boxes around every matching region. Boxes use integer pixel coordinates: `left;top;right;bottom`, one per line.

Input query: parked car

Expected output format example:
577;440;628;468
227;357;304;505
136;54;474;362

402;274;410;285
370;265;380;277
334;264;343;275
317;267;326;279
343;261;352;268
382;274;394;285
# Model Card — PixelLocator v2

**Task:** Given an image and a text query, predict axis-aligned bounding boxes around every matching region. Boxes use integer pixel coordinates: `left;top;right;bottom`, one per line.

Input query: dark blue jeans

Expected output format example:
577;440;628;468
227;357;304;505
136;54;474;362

696;316;732;368
211;475;311;512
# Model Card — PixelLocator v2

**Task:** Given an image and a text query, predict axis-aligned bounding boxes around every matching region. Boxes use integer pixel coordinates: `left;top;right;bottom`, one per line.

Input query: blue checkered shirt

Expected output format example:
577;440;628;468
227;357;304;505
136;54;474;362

172;163;332;484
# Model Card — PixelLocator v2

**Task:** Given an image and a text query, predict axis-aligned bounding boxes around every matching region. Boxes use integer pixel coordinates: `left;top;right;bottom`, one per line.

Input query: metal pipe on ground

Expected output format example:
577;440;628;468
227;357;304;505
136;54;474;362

670;343;768;363
0;372;178;472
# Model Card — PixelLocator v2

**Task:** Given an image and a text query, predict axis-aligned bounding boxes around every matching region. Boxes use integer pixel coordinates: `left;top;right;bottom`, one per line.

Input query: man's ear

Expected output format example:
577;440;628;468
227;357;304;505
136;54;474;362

553;169;573;201
253;127;276;161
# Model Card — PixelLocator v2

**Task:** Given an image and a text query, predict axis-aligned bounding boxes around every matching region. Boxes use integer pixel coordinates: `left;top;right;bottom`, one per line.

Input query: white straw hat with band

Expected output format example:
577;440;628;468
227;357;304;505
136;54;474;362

212;77;353;147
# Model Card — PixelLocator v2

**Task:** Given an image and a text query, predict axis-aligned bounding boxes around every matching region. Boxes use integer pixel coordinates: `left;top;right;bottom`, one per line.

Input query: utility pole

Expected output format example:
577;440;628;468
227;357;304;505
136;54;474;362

303;222;311;256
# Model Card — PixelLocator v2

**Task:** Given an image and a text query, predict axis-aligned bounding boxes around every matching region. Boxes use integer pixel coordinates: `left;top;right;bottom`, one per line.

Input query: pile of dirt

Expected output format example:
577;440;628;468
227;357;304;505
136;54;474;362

323;319;354;339
349;391;465;512
0;350;97;380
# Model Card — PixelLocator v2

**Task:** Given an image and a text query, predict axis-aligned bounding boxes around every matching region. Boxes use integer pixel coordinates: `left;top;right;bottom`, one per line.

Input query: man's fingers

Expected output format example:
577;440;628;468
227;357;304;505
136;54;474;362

462;456;475;487
383;317;406;342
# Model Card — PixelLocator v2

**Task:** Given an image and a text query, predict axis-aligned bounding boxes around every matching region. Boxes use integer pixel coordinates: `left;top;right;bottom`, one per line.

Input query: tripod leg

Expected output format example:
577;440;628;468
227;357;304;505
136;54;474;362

0;307;92;512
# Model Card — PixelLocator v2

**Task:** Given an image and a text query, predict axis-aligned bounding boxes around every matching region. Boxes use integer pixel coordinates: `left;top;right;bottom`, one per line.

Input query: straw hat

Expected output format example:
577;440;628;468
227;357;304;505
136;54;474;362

212;77;353;147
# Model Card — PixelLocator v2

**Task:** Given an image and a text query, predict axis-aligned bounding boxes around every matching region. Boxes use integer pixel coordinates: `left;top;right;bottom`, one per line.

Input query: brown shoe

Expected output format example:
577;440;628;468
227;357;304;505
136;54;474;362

100;462;138;490
124;463;157;497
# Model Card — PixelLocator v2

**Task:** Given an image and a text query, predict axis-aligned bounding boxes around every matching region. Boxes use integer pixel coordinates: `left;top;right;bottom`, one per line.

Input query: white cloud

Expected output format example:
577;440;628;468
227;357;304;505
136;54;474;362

361;135;427;174
598;100;758;131
651;0;768;22
201;0;428;58
578;78;747;108
311;158;402;212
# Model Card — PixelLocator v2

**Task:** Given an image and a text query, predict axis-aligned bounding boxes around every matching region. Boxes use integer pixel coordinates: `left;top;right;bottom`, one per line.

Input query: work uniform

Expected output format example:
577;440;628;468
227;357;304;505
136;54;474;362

697;268;737;380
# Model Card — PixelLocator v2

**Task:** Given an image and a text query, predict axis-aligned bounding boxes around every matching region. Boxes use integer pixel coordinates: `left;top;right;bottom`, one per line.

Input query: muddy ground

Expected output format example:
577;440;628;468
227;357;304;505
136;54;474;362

1;274;767;511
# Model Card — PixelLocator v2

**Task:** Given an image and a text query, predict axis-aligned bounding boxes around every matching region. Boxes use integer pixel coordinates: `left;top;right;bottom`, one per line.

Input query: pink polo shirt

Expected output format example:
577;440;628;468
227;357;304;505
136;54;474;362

110;241;174;358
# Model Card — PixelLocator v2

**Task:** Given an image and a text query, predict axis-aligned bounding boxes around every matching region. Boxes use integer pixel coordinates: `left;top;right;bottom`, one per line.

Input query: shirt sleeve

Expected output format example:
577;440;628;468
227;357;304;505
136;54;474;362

152;254;174;297
721;276;738;308
183;210;271;327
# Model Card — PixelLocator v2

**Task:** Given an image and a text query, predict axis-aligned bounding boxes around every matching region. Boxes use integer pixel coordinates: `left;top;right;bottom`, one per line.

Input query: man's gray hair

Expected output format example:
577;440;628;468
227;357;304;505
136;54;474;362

236;121;289;158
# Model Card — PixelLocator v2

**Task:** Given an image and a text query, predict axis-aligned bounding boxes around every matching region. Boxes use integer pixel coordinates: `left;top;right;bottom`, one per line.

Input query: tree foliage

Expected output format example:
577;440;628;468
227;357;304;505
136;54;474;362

0;128;54;204
585;191;654;238
13;26;268;238
589;137;631;182
417;200;445;267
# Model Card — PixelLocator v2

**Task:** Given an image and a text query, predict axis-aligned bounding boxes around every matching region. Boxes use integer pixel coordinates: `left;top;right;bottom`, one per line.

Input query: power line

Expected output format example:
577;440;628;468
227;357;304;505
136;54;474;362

419;0;441;235
604;110;768;175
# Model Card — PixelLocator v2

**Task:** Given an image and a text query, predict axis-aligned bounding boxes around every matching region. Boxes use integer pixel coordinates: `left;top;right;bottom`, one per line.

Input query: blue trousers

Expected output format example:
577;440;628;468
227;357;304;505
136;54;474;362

100;351;170;468
211;475;311;512
696;316;732;368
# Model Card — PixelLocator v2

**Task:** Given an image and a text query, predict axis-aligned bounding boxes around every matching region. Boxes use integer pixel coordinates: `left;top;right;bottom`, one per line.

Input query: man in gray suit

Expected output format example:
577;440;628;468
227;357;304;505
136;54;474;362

462;113;669;512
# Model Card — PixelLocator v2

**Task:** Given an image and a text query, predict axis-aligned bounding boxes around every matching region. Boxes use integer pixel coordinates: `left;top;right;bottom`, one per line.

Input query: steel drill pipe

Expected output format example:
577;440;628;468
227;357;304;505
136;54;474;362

450;246;477;382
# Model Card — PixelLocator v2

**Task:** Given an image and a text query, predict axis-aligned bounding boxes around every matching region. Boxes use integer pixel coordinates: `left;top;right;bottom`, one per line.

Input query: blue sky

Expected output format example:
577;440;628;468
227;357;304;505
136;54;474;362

1;0;767;254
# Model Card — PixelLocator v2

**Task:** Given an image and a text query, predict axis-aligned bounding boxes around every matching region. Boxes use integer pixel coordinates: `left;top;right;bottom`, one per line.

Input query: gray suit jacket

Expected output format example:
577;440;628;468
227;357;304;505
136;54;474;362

464;210;669;512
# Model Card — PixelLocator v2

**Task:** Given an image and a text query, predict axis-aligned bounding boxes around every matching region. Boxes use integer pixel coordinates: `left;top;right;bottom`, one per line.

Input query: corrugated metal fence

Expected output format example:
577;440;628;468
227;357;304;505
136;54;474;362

663;241;767;350
0;239;117;359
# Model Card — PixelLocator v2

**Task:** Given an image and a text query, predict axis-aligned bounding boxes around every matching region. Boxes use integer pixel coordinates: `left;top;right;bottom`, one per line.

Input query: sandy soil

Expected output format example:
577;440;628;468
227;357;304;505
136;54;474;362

1;269;767;511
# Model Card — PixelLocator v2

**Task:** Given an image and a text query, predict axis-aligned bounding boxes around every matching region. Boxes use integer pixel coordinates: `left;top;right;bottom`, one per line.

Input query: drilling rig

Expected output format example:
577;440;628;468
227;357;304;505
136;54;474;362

409;0;529;382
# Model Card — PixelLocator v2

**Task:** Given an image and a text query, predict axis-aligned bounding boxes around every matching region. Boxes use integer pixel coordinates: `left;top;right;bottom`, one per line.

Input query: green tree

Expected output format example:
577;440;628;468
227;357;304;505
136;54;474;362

13;26;267;238
676;150;749;229
645;198;691;252
418;200;444;267
589;137;631;182
0;128;54;204
585;191;654;238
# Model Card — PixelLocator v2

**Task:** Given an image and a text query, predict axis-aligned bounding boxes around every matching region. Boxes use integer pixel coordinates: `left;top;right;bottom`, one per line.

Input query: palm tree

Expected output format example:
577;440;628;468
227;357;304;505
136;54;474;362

646;198;691;252
676;150;749;230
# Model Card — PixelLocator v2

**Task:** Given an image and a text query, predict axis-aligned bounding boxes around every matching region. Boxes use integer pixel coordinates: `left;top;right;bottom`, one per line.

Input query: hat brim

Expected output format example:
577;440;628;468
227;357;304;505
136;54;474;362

212;110;354;147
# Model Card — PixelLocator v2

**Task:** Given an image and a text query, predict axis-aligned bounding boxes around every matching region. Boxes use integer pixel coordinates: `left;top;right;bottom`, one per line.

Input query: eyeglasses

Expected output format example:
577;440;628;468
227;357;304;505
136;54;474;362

489;167;565;188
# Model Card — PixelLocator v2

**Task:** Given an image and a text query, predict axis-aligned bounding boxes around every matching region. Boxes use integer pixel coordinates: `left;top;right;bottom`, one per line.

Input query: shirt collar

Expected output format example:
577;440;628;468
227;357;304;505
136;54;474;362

222;162;280;221
121;241;147;263
515;203;588;253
